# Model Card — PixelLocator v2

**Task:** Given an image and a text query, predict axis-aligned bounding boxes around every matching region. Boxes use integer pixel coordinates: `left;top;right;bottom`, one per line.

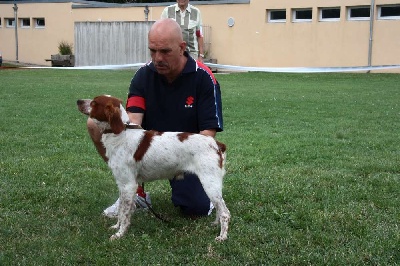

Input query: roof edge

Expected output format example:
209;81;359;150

0;0;250;7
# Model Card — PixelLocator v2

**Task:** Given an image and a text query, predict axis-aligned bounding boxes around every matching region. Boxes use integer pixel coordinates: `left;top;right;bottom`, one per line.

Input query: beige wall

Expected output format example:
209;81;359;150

1;0;399;72
1;2;75;65
199;0;400;68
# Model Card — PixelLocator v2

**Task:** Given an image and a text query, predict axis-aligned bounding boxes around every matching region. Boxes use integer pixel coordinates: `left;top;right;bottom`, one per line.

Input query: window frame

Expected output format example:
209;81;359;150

20;18;31;28
377;5;400;20
34;18;45;28
292;8;313;23
6;18;15;28
267;9;287;23
347;6;371;21
319;7;341;22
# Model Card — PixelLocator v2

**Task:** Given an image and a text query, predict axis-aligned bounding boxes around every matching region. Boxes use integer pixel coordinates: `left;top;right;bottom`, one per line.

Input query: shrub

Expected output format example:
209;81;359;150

58;41;73;55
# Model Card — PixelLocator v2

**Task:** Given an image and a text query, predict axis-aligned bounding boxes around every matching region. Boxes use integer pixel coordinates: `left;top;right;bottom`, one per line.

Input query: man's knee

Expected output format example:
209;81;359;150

170;174;210;216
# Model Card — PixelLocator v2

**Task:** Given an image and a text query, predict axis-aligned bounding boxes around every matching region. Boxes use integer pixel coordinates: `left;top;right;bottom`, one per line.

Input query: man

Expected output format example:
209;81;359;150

88;18;223;217
161;0;205;62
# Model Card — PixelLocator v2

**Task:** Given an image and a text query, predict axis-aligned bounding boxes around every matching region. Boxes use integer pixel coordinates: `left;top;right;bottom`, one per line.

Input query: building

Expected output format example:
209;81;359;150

0;0;399;72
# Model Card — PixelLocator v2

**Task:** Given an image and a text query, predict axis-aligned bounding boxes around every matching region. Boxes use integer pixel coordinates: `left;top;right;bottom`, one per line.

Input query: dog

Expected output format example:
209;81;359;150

77;95;230;241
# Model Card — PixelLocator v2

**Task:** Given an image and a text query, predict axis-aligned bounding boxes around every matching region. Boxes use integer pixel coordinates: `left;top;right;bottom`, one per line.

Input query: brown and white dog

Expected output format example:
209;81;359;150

77;95;230;241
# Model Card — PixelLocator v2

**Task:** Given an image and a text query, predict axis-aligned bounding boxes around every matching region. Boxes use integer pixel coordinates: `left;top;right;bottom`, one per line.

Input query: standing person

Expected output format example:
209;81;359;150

87;18;223;217
161;0;205;62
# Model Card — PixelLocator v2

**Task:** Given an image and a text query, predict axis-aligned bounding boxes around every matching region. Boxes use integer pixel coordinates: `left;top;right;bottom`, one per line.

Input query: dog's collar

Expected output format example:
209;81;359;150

103;123;143;134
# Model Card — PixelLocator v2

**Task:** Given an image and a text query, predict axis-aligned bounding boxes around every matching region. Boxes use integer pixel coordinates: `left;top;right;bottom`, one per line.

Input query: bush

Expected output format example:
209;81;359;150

58;41;73;55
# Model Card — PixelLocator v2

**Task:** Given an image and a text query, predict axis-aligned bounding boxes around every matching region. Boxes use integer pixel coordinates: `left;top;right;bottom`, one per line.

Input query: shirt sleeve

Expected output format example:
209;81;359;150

161;7;168;19
197;71;223;132
197;8;203;36
126;68;146;113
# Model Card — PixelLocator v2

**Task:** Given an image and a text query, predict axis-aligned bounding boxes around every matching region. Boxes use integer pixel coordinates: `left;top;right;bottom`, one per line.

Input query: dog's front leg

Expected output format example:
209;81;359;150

110;183;137;241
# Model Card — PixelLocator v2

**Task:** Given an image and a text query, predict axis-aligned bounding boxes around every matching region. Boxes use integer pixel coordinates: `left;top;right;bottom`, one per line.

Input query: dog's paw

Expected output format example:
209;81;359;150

211;220;219;226
215;235;227;242
110;223;119;230
110;233;122;241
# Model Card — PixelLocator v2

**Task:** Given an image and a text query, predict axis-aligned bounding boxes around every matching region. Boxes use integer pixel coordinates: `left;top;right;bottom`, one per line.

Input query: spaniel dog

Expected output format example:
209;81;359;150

77;95;230;241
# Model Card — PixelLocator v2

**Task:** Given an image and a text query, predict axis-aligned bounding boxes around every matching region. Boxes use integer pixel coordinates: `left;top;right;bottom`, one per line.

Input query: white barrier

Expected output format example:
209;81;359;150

205;63;400;73
23;62;400;73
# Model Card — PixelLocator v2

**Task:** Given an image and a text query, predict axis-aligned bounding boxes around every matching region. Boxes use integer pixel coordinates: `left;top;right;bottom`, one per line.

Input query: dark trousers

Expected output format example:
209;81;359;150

169;173;211;216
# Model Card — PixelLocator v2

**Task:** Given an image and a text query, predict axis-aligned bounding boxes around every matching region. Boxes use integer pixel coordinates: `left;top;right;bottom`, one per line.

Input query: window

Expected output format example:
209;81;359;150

6;18;15;27
319;7;340;21
267;9;286;23
293;8;313;22
348;6;370;20
378;5;400;20
34;18;45;28
20;18;30;28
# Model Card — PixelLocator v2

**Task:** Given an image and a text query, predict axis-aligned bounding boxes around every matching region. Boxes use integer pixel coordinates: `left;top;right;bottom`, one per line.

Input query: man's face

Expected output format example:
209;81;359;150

177;0;189;8
148;34;185;78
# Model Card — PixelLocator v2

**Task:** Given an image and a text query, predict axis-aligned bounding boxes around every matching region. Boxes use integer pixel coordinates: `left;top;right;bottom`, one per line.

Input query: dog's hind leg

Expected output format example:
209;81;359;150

210;197;230;242
196;173;230;242
110;182;137;241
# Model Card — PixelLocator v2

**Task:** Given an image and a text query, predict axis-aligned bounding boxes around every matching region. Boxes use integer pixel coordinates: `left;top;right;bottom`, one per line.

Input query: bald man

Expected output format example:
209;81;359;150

89;19;223;217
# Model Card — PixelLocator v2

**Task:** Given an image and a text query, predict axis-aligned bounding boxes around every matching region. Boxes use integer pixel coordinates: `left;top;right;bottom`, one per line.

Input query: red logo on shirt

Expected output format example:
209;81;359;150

185;96;194;108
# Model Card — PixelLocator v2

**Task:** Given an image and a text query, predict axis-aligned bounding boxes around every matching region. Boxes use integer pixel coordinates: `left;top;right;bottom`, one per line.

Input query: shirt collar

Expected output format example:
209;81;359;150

175;4;191;13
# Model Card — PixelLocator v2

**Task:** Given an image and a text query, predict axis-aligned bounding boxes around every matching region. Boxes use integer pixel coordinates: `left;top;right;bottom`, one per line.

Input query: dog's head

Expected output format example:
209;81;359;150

77;95;129;134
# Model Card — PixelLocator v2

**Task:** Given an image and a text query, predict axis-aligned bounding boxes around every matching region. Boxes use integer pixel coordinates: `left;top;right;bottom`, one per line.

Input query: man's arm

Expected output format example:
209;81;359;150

197;35;204;62
127;112;144;125
200;129;216;138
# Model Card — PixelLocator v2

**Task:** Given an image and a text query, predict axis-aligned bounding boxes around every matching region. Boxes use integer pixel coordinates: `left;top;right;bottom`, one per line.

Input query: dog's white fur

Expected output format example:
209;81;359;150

77;95;230;241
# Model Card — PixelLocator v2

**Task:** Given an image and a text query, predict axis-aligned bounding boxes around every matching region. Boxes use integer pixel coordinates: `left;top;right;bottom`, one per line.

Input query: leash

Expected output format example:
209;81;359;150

139;183;170;223
143;198;170;223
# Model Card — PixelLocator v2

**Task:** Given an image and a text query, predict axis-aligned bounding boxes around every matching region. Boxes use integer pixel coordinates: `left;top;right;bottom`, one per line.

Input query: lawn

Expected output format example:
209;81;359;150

0;69;399;265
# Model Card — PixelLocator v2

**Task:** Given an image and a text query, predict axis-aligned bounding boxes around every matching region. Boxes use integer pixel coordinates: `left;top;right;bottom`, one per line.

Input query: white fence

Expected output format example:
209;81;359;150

74;21;154;67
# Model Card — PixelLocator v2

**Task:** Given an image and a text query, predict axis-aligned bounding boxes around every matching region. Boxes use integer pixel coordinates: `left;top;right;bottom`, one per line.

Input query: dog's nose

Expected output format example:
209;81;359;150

77;99;84;105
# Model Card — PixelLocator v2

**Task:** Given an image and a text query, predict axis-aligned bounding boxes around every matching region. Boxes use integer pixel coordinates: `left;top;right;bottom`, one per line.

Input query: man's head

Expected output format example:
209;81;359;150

177;0;189;10
148;18;187;82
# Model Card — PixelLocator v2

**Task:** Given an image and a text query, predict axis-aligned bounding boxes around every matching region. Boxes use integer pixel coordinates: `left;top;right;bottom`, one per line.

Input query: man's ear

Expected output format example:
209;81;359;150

180;41;187;55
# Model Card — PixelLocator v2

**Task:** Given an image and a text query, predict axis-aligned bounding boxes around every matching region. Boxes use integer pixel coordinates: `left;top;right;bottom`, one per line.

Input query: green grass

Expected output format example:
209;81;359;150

0;69;399;265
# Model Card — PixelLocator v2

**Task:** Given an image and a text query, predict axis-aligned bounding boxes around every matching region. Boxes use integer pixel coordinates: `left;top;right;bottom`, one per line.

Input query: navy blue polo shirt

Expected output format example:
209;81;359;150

126;55;223;133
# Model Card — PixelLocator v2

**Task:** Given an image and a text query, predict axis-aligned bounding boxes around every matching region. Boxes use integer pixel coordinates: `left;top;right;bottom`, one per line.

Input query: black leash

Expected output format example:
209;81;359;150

143;198;170;223
140;183;170;223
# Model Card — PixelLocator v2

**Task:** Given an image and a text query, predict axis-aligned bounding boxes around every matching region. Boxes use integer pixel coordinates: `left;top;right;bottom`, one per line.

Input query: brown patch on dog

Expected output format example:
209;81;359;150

89;96;122;121
88;96;125;134
177;132;194;142
216;141;226;153
216;141;226;168
133;130;163;161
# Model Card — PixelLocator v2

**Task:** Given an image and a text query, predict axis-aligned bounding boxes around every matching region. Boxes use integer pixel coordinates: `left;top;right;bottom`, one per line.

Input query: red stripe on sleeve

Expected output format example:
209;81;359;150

197;61;217;83
196;29;202;37
126;96;146;110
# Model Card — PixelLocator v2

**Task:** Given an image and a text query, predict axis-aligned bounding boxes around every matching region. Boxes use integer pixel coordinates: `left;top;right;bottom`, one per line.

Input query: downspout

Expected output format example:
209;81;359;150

368;0;375;69
144;5;149;21
13;3;19;63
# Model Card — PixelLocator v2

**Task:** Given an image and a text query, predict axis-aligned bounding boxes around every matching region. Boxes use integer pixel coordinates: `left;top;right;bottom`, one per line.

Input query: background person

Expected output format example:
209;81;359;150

161;0;205;62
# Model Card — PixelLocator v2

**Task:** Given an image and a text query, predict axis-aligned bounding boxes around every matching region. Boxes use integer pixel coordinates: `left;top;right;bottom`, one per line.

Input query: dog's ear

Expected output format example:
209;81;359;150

104;102;124;134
